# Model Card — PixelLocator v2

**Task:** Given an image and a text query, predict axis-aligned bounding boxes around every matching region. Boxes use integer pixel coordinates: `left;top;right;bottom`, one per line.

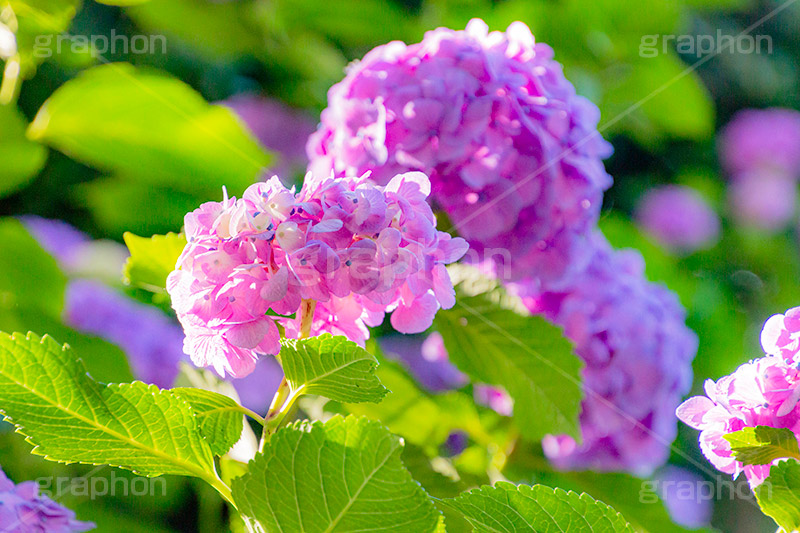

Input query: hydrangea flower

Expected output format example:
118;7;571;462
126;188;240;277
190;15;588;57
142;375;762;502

676;356;800;487
64;280;186;388
718;108;800;177
635;185;720;254
168;172;467;378
222;95;316;179
307;18;612;286
512;234;697;475
0;466;93;532
727;168;797;231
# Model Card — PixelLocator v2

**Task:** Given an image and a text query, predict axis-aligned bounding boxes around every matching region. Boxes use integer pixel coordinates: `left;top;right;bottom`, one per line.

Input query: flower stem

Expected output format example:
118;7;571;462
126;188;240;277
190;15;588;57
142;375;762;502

258;299;316;452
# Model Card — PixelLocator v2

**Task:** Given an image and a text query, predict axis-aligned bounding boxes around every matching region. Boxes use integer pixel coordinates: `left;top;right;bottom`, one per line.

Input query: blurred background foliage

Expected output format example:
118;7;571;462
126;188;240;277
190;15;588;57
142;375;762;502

1;0;800;531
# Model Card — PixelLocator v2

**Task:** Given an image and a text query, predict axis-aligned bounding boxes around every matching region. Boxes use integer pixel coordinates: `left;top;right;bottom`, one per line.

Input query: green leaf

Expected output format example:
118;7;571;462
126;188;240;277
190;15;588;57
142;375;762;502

0;332;216;481
232;415;441;533
0;104;47;198
724;426;800;465
279;334;389;404
434;265;583;441
445;482;635;532
755;460;800;533
171;387;246;456
123;232;186;292
28;63;271;194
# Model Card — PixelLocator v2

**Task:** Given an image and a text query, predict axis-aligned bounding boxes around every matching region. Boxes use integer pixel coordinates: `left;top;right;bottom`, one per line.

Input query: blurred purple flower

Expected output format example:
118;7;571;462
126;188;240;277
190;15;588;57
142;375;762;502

20;216;88;268
474;385;513;417
64;280;185;388
655;466;713;529
719;108;800;177
635;185;720;254
0;466;93;532
307;18;613;288
728;168;797;231
380;332;467;392
515;234;697;475
221;95;316;179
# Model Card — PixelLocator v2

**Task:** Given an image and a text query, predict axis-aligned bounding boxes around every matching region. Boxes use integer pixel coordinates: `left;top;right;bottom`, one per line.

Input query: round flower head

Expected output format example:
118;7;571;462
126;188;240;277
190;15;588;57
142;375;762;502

0;466;94;532
513;234;697;475
307;19;613;287
168;173;467;378
718;108;800;177
677;356;800;487
727;168;797;232
635;185;720;254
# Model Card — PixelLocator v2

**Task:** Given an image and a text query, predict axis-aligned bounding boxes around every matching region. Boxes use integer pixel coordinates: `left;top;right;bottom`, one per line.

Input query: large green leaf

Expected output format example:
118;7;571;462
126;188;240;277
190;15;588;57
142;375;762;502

279;334;388;404
123;232;186;292
755;460;800;533
725;426;800;466
445;482;635;532
232;415;441;533
171;387;246;456
28;63;271;194
434;265;583;440
0;332;216;481
0;104;47;198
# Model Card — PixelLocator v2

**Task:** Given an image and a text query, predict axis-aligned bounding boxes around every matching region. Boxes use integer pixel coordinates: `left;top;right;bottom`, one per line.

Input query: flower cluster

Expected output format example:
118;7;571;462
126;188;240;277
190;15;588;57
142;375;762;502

635;185;720;254
512;235;697;475
168;172;467;378
678;305;800;486
718;108;800;231
307;18;613;287
0;466;93;532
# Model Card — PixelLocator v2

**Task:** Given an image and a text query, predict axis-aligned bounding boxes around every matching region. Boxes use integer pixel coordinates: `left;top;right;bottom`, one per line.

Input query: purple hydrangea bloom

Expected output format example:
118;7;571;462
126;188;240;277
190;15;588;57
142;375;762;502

64;280;186;388
654;466;713;529
168;173;467;377
307;18;613;287
0;466;94;532
677;355;800;487
513;234;697;475
380;332;467;392
222;95;316;178
635;185;720;254
718;108;800;177
727;168;797;231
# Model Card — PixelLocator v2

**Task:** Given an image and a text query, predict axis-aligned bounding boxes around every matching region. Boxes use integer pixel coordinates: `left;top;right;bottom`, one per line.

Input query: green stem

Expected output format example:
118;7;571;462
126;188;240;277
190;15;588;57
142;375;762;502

206;473;237;510
257;299;317;452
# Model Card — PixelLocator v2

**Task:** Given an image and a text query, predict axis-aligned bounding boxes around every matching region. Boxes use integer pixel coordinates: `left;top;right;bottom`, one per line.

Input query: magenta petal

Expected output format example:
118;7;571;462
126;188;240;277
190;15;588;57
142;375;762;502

391;292;438;333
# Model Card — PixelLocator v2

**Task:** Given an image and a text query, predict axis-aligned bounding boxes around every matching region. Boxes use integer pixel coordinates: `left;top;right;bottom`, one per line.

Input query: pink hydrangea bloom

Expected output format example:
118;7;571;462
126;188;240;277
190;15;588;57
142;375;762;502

676;356;800;487
718;108;800;177
762;306;800;366
635;185;720;254
727;168;797;231
307;19;612;286
0;466;94;532
513;234;697;475
168;173;467;377
474;385;514;417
